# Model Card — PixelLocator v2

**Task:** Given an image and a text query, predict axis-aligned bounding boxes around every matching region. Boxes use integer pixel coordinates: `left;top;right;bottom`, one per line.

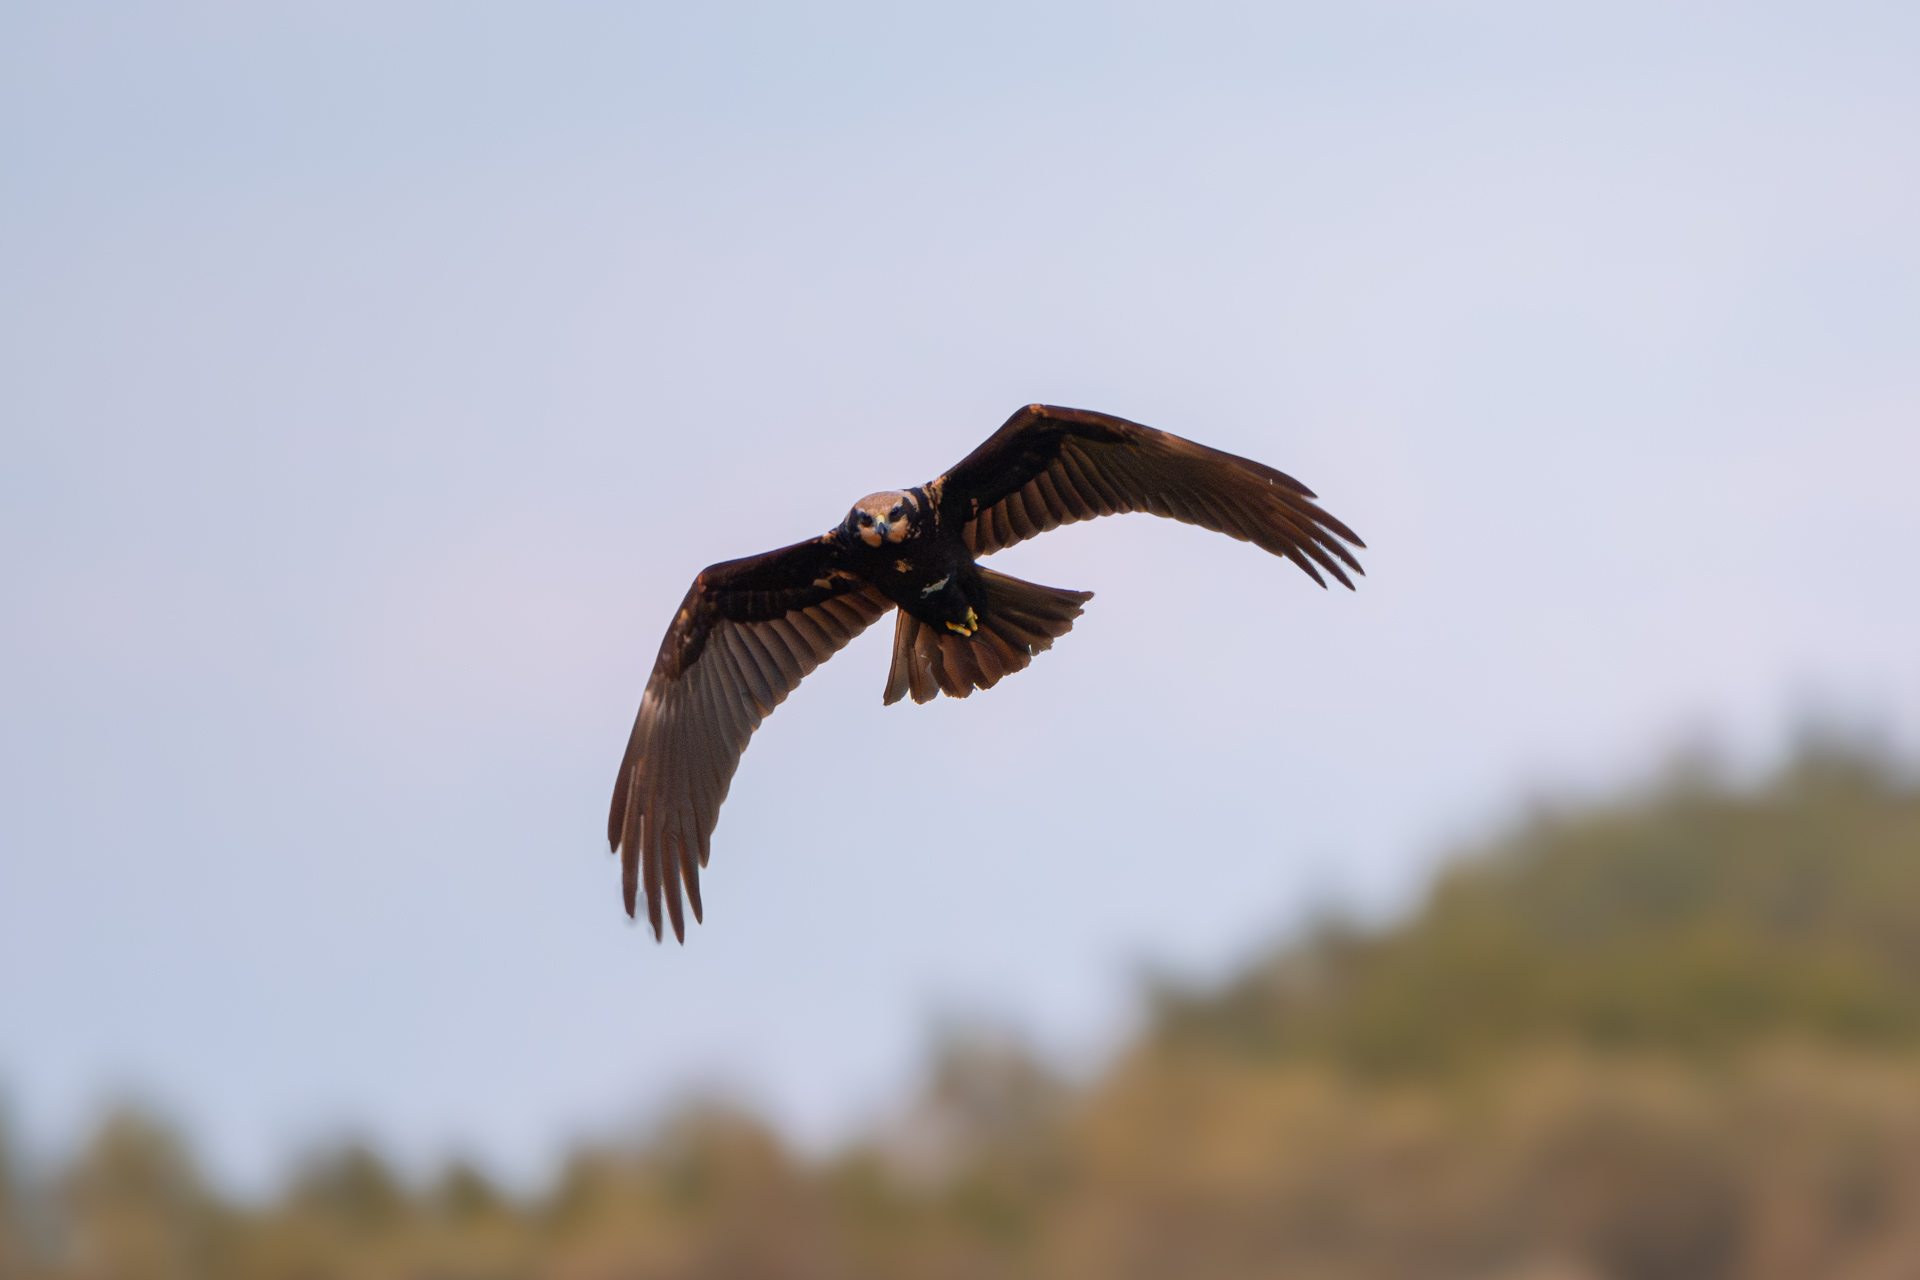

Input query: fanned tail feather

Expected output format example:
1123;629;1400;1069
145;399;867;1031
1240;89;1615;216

883;566;1092;705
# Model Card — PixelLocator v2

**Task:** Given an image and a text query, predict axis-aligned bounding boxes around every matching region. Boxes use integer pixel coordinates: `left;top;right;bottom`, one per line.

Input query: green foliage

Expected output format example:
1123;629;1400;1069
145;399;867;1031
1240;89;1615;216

1154;743;1920;1073
13;739;1920;1279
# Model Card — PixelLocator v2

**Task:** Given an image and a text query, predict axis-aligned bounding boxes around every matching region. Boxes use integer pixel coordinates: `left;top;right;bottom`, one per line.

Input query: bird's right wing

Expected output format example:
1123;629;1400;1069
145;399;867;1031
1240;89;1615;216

608;536;893;941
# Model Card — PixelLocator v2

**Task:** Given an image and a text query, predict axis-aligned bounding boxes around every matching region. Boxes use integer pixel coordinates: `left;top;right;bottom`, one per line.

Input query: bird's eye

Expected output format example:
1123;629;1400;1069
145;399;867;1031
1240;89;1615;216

890;506;903;520
859;513;873;525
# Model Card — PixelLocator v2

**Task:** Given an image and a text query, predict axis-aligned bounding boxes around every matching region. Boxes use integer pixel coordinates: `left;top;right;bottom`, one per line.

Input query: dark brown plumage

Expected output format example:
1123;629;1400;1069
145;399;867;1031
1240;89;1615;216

608;404;1365;941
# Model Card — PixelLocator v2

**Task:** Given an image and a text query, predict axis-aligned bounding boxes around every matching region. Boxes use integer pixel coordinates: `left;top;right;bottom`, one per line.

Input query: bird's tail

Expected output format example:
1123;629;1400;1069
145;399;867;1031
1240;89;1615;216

883;566;1092;705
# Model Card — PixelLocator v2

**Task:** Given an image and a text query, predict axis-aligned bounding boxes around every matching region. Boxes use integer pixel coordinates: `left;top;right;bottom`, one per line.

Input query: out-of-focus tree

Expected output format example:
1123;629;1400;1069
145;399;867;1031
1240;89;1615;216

56;1108;229;1280
431;1159;502;1225
1047;1047;1920;1280
13;740;1920;1280
287;1141;407;1235
1152;743;1920;1074
539;1104;842;1280
880;1025;1069;1186
0;1105;20;1280
834;1025;1071;1279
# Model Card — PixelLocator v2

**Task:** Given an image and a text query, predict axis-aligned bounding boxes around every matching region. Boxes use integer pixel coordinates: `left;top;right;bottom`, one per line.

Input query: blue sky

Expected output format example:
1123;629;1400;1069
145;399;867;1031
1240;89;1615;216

3;1;1917;1190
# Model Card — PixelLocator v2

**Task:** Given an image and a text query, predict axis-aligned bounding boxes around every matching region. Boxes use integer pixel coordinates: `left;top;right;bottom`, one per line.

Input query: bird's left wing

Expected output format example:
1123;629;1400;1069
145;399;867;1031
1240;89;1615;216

934;404;1365;588
608;536;892;941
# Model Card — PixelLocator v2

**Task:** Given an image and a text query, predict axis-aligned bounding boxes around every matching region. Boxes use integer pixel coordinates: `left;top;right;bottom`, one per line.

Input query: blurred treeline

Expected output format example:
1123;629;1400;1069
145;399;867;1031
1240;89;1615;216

6;741;1920;1280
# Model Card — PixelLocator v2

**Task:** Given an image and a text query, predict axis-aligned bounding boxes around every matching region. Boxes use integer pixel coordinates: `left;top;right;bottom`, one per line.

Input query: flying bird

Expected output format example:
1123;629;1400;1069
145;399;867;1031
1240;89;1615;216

609;404;1365;941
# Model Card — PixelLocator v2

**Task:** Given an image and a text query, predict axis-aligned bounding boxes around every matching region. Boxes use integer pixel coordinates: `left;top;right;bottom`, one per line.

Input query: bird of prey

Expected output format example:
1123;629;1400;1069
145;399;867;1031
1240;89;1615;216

609;404;1364;941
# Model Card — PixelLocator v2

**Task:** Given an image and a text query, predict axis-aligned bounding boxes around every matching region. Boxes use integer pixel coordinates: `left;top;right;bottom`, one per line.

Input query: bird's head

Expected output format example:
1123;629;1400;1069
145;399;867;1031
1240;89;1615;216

844;490;917;547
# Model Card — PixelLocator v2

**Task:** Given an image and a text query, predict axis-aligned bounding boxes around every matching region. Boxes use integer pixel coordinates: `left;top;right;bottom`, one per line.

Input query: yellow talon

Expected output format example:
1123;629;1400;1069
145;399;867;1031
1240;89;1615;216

944;607;979;636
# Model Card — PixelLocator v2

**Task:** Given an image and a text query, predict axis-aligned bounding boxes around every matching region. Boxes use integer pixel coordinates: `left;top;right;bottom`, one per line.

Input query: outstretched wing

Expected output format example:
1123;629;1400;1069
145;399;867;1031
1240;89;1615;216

608;536;892;941
935;404;1365;587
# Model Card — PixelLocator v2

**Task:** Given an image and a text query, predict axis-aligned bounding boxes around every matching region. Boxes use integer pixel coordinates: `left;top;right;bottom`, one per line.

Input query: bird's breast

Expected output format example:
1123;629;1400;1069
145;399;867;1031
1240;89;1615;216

844;530;982;627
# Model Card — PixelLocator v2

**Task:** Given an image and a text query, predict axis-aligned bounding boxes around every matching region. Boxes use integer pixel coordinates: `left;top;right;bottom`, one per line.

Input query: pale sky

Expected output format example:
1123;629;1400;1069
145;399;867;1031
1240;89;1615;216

2;1;1917;1191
